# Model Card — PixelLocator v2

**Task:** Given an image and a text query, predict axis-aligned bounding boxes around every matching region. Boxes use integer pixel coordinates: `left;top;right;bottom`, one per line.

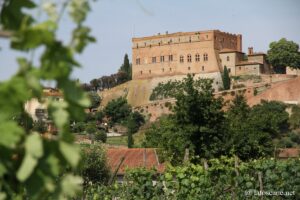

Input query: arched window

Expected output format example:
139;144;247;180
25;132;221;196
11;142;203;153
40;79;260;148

188;67;191;70
187;54;192;62
227;56;230;61
140;71;143;75
202;66;205;71
180;55;184;63
195;54;200;62
162;68;164;72
203;53;208;61
169;55;173;62
149;70;151;74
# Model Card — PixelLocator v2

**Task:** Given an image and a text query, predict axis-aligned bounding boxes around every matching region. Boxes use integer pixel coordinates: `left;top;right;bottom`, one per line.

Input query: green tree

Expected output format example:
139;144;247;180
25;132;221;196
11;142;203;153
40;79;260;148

88;91;101;112
79;145;111;187
144;74;228;164
222;66;231;90
95;130;107;143
249;100;289;138
267;38;300;73
85;122;97;134
227;95;273;160
126;112;144;148
119;54;132;81
289;105;300;129
104;97;131;124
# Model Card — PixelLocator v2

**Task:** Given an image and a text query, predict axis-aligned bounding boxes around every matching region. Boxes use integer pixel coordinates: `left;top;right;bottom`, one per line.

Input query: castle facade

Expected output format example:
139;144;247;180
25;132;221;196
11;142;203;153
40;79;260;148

132;30;270;80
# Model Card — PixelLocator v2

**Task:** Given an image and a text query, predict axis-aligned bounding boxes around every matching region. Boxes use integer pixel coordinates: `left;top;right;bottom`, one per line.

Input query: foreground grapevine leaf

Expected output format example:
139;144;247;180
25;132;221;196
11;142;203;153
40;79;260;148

17;133;43;182
0;121;24;148
59;141;80;168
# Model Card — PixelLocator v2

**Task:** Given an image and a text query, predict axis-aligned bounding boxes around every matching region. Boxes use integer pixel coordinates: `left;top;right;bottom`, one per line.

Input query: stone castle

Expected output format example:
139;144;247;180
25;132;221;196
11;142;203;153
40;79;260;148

132;29;271;80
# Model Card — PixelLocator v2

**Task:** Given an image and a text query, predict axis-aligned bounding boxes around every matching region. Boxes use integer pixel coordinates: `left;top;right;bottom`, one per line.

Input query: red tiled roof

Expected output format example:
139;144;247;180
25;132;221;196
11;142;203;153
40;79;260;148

107;148;165;175
278;148;300;158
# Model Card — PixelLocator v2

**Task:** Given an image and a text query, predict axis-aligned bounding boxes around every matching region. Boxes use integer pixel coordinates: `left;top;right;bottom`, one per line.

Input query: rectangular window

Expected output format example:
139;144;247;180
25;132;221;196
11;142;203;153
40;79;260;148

169;55;173;62
160;56;164;62
136;58;140;65
152;57;156;63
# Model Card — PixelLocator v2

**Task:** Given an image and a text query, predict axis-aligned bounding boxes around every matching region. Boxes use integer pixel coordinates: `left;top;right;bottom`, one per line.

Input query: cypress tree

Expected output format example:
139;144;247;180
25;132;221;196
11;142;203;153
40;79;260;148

119;54;132;81
222;66;231;90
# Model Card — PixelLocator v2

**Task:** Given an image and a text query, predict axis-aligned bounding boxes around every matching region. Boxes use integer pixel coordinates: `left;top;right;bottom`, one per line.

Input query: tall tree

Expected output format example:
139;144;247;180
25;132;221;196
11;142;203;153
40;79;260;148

104;97;131;124
222;66;231;90
88;91;101;112
144;74;228;164
267;38;300;73
119;54;132;81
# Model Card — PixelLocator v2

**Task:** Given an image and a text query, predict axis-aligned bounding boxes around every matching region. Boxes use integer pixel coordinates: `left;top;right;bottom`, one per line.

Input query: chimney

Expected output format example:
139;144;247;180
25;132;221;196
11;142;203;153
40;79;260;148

248;47;253;55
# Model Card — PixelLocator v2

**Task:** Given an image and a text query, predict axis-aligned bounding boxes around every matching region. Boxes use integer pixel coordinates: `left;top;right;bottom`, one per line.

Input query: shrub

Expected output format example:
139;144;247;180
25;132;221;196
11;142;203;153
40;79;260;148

95;130;107;143
79;144;111;186
72;121;86;133
86;122;97;134
254;88;258;96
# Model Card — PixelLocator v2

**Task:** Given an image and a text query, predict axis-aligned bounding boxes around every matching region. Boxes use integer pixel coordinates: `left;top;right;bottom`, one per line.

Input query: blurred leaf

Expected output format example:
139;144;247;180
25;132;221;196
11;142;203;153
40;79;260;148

60;174;83;198
71;26;96;53
0;121;24;148
17;154;37;182
17;133;43;182
12;21;55;51
0;0;35;30
59;141;80;168
49;101;69;130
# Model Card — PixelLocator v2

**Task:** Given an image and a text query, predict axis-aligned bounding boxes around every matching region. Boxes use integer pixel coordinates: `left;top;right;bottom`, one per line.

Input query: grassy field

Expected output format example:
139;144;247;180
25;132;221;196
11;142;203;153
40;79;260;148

106;136;128;146
106;132;145;147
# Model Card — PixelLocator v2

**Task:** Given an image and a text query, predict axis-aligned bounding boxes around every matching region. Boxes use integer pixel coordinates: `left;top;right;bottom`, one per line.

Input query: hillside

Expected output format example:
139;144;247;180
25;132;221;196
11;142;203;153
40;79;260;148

99;72;222;108
248;76;300;106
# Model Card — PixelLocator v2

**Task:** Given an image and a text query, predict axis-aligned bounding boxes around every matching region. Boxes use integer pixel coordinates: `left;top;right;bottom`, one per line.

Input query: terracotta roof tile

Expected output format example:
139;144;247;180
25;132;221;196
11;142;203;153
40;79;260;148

107;148;165;175
278;148;300;158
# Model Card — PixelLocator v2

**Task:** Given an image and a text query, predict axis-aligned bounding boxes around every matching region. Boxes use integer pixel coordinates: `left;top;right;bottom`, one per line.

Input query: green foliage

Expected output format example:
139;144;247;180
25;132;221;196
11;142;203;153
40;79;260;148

94;110;104;122
104;97;131;124
87;91;101;111
149;79;182;100
119;54;132;81
32;120;47;133
95;130;107;143
145;74;227;164
289;105;300;129
72;121;86;133
0;0;95;198
14;111;34;132
267;38;300;73
222;66;231;90
249;100;289;138
227;95;273;160
85;122;97;134
127;131;134;148
85;157;300;200
79;144;111;187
